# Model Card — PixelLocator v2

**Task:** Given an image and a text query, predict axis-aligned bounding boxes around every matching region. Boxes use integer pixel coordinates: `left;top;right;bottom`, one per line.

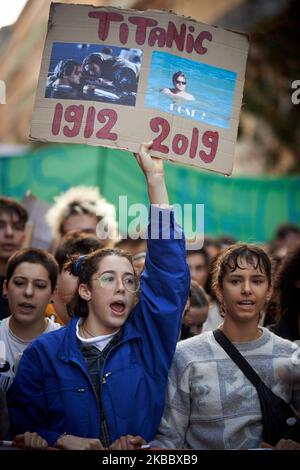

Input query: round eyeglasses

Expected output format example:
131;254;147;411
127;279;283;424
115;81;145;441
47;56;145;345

92;272;139;293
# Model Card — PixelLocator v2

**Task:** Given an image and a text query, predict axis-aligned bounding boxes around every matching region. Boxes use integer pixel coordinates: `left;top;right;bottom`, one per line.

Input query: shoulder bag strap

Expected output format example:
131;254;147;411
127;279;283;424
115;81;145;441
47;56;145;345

213;329;262;388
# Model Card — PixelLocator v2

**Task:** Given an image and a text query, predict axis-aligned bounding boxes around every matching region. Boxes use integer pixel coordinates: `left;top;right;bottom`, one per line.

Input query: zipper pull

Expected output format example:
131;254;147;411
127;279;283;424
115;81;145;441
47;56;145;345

102;372;112;384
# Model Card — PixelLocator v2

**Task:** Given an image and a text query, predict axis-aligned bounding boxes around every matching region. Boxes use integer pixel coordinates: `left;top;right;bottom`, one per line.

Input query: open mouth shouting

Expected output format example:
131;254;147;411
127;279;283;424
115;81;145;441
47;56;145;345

110;301;126;316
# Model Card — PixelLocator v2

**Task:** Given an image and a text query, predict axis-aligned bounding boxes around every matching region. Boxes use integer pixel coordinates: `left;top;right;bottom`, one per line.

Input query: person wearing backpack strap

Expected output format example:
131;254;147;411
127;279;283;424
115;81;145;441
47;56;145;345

153;244;300;449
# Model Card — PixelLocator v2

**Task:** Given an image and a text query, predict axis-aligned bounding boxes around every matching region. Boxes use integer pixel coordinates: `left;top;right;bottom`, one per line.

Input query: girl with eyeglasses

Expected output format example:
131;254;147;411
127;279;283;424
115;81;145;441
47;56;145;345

7;143;190;450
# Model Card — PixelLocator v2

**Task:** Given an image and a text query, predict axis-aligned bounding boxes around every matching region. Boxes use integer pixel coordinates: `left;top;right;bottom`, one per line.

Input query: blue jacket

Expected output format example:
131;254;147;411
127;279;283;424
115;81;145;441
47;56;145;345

7;207;190;446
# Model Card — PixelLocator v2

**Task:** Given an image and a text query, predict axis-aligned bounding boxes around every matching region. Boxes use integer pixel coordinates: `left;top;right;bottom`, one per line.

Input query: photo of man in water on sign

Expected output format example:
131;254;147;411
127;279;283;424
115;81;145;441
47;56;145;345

145;51;237;128
161;71;195;101
45;43;142;106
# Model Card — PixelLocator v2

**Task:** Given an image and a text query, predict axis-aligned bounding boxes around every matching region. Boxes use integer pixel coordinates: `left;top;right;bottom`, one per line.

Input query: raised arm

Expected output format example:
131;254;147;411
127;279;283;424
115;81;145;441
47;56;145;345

131;143;190;376
135;141;169;206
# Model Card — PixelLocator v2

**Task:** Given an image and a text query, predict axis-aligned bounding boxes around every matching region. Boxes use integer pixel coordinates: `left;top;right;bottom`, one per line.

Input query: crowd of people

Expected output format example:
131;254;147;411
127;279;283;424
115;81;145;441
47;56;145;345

0;142;300;450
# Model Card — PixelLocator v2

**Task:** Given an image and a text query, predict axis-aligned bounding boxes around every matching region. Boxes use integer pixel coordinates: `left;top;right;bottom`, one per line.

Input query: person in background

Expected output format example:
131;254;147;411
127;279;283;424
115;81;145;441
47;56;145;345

0;197;28;320
7;142;190;450
187;247;222;332
153;244;300;449
273;222;300;250
0;249;60;392
186;248;209;288
115;234;147;278
180;281;209;339
46;186;119;249
268;223;300;275
203;237;222;264
46;231;104;325
132;251;147;278
269;241;300;342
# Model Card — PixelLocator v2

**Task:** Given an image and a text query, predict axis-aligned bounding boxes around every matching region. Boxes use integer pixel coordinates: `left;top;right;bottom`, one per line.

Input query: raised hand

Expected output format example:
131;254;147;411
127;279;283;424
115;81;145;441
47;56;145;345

135;141;169;205
135;141;164;180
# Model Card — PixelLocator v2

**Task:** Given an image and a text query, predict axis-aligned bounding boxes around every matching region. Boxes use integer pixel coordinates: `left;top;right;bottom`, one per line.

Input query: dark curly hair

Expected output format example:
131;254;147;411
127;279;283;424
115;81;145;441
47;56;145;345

212;243;273;295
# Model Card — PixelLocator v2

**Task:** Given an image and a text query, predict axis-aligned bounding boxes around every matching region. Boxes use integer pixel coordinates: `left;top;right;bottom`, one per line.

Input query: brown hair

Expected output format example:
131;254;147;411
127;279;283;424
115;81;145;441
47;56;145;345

55;230;104;271
212;243;273;295
6;248;58;292
0;197;28;226
65;248;137;317
189;280;209;308
275;241;300;319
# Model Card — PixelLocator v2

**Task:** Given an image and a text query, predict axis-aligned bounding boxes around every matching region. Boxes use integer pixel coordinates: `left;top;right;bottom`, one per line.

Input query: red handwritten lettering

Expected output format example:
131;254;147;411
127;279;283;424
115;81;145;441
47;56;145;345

88;11;123;41
96;109;118;141
165;22;186;52
84;106;96;138
194;31;212;55
52;103;63;136
172;134;189;155
119;23;129;44
88;12;212;56
63;105;84;138
150;117;170;154
199;131;219;162
185;33;194;53
149;117;219;164
128;17;158;45
189;128;199;158
148;27;166;48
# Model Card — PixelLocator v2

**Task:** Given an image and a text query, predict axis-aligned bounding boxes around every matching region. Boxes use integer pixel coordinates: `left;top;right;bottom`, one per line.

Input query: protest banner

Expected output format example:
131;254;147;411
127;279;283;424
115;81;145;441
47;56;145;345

1;144;299;242
30;3;249;175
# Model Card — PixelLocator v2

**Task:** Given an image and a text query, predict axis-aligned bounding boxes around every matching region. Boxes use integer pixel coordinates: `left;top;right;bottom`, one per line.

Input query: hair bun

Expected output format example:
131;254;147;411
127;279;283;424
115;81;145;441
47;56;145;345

71;255;87;277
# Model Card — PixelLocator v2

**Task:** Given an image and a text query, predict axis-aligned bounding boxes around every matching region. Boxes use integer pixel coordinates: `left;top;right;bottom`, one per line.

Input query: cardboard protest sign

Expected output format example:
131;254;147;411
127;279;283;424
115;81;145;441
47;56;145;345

30;3;249;175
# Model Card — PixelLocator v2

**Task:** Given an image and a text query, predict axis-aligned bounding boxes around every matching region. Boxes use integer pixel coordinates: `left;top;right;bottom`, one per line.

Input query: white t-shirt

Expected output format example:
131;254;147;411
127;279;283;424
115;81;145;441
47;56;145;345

0;317;60;391
76;319;119;351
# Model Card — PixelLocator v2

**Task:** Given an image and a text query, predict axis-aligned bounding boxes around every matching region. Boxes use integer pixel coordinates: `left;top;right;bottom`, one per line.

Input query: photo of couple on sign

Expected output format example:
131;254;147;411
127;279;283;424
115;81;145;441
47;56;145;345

45;43;142;106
